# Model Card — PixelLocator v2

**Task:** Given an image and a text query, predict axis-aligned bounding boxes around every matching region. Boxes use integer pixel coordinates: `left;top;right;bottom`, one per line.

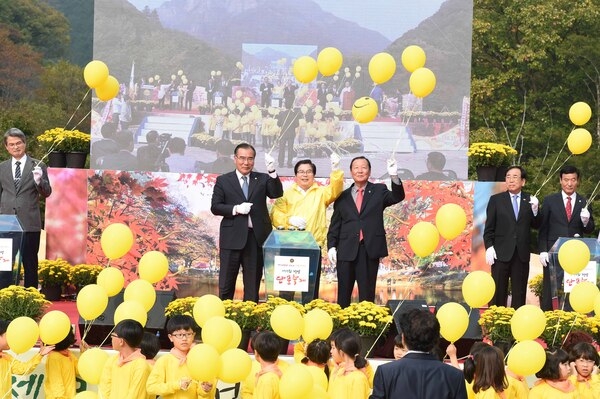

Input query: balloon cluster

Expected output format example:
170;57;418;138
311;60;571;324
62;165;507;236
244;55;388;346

84;60;120;101
567;102;593;155
407;203;467;258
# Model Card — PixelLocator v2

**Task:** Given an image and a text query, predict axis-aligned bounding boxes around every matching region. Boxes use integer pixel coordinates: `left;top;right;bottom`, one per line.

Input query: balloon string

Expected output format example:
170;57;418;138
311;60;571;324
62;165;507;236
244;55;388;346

392;112;415;158
533;139;569;197
99;325;117;347
584;180;600;208
63;89;91;131
551;298;567;347
560;313;579;349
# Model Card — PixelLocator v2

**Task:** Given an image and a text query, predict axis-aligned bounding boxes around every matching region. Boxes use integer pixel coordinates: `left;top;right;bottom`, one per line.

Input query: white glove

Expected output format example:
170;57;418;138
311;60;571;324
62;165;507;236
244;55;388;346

330;153;341;170
581;207;590;226
32;166;42;185
288;216;307;230
485;246;497;266
265;153;276;172
235;202;253;215
387;158;398;177
539;252;549;267
328;247;337;264
529;195;539;215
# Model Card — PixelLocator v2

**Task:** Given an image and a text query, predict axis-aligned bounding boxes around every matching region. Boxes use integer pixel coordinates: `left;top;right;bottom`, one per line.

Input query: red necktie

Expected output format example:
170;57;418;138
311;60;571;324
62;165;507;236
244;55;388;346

566;196;572;221
356;188;364;241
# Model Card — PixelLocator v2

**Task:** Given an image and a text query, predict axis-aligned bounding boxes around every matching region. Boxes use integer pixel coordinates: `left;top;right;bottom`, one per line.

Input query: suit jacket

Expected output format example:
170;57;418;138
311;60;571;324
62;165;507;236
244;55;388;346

327;180;405;261
0;157;52;231
211;170;283;250
483;191;540;262
538;192;595;252
370;352;467;399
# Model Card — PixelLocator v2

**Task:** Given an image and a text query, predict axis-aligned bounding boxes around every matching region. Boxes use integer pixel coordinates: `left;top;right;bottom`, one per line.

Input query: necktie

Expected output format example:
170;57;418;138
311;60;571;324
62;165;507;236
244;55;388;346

566;196;572;221
241;175;248;199
356;188;364;241
512;194;519;219
14;161;21;190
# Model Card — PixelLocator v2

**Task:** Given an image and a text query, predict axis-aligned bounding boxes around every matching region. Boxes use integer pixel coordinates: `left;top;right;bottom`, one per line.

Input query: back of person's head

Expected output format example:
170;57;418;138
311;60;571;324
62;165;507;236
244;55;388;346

166;314;198;334
115;130;133;149
464;341;491;383
569;342;600;365
168;137;187;154
536;347;570;380
399;309;439;353
114;319;144;348
101;122;117;139
252;331;281;363
472;345;508;394
333;328;367;369
215;139;234;157
302;338;331;378
0;319;9;335
146;130;159;143
140;331;161;360
562;331;594;353
394;334;404;349
427;151;446;171
53;328;76;351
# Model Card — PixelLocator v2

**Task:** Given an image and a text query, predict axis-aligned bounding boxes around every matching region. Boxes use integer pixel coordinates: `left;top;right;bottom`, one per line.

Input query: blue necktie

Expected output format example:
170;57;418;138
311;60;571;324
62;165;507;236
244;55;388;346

512;194;519;219
14;161;21;190
242;176;248;199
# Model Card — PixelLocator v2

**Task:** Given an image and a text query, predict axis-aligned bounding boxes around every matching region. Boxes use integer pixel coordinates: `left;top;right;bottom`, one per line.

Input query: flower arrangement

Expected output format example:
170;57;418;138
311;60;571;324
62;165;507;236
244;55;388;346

540;310;600;346
467;142;517;168
528;274;544;298
164;296;198;318
223;300;259;330
338;301;393;337
69;263;103;288
37;127;91;153
479;306;515;343
38;258;72;287
0;285;51;321
304;299;343;330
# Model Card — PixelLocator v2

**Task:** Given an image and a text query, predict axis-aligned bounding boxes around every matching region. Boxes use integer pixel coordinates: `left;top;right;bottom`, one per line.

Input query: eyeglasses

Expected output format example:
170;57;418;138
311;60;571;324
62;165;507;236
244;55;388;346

296;170;314;175
6;142;24;148
235;156;255;163
170;332;195;339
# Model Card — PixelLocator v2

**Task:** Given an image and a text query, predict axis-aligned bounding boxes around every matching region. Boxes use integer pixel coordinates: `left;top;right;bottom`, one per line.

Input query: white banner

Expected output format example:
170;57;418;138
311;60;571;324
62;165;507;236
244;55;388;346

273;255;310;292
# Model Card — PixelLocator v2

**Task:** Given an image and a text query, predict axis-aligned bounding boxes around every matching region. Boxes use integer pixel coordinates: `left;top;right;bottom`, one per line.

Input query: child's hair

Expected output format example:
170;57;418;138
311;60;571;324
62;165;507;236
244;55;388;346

463;341;490;383
114;319;144;348
252;331;281;363
569;342;600;366
0;319;9;335
332;328;367;369
536;347;570;380
140;331;160;360
166;315;198;334
394;334;404;349
302;339;331;378
472;345;508;394
53;328;75;351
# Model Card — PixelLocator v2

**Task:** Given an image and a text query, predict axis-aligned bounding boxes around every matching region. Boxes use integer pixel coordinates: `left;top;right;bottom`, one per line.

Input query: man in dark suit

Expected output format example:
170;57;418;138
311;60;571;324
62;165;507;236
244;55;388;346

327;156;405;308
370;309;467;399
538;165;595;310
276;105;300;168
0;128;52;289
211;144;283;301
483;165;540;308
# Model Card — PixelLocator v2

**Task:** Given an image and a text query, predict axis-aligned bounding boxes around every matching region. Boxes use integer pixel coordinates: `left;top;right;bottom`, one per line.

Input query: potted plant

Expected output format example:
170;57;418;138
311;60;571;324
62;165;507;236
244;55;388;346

467;142;517;181
540;310;600;347
38;258;72;301
37;127;91;168
164;296;198;318
479;305;516;345
70;263;103;291
337;301;392;357
0;285;51;321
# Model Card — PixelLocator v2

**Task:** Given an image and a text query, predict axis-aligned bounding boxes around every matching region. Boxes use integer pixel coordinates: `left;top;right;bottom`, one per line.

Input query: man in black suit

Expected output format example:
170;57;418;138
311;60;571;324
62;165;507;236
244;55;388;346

0;128;52;289
538;165;595;310
259;77;273;108
370;309;467;399
483;165;540;308
276;105;300;168
211;144;283;301
327;156;405;308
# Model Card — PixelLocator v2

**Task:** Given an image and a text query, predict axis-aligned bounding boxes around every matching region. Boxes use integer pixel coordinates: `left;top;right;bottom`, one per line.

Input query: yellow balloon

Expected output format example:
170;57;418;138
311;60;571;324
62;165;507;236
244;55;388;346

187;343;221;381
77;284;109;320
352;96;378;124
401;45;427;73
39;310;71;345
461;271;495;309
100;223;134;260
114;300;147;327
78;347;109;384
510;305;546;341
95;75;120;102
218;348;252;383
279;364;313;399
193;294;225;327
368;52;396;84
138;251;169;284
202;316;233;354
270;304;304;341
97;267;125;297
507;340;546;376
302;308;333;343
124;279;156;312
7;317;39;354
227;319;242;350
75;392;99;399
307;365;328;391
435;203;467;240
567;128;593;155
309;385;330;399
409;67;436;98
569;102;592;126
293;56;318;84
83;60;109;89
317;47;343;76
558;239;591;274
407;222;440;257
436;302;468;343
570;282;599;314
594;294;600;316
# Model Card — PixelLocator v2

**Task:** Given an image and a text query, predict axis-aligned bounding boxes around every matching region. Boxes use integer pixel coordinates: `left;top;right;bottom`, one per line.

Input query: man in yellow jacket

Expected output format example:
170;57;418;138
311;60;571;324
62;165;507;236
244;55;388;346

270;153;344;302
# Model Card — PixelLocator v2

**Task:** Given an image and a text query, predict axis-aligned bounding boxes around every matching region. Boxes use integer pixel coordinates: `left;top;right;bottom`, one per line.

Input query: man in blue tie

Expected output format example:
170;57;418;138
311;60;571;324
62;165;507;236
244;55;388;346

483;165;541;308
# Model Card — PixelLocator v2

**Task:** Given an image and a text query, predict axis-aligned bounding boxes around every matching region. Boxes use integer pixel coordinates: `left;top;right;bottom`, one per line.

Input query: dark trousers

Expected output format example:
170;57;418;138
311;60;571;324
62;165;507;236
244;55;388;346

218;230;262;302
540;259;571;311
491;251;529;308
0;231;41;289
336;243;379;308
278;133;295;166
280;252;322;304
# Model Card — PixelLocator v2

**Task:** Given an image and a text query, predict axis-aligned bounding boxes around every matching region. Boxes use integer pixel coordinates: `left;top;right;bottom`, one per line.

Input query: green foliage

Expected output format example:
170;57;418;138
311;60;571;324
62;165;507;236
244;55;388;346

0;286;51;321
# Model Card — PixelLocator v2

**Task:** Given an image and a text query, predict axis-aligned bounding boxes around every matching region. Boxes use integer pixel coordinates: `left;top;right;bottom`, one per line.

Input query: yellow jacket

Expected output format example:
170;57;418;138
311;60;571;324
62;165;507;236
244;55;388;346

270;169;344;247
44;350;78;399
0;352;43;398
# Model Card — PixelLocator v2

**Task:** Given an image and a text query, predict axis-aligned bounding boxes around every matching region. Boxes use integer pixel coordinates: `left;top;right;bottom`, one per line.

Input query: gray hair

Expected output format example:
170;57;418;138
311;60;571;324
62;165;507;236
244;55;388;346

4;128;27;145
